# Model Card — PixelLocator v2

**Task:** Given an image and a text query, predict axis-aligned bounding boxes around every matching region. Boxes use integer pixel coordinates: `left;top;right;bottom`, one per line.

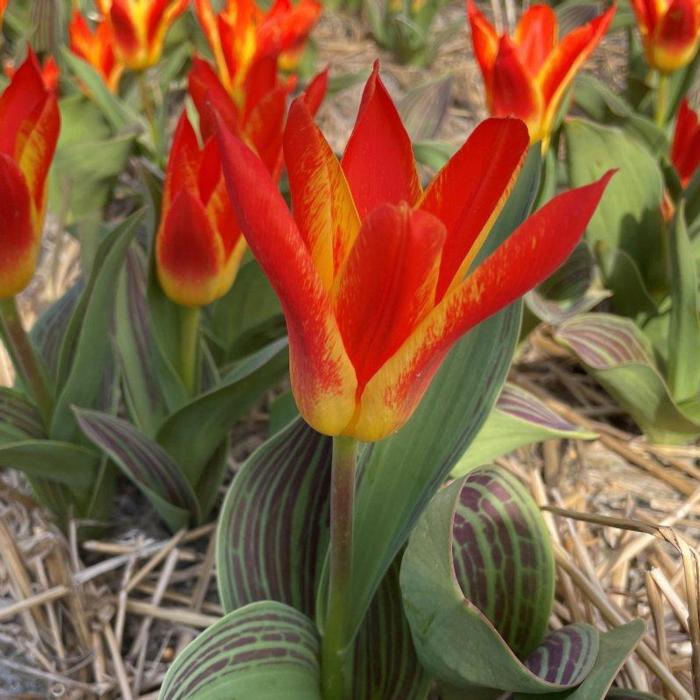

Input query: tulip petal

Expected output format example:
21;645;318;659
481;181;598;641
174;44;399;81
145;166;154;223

467;0;499;87
189;56;242;142
335;203;446;393
163;115;201;213
257;0;321;58
652;0;700;72
630;0;661;34
302;68;329;116
0;154;38;299
672;99;700;187
350;172;613;442
0;51;51;161
216;121;357;434
156;191;225;308
514;4;557;74
490;36;542;128
341;62;422;217
537;6;615;137
419;117;529;301
284;98;361;292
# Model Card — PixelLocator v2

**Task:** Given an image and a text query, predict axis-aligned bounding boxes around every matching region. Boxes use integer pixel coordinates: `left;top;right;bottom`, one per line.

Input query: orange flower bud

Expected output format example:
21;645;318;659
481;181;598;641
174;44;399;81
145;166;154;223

468;0;615;143
0;50;60;299
97;0;188;71
69;11;124;93
631;0;700;73
156;115;247;308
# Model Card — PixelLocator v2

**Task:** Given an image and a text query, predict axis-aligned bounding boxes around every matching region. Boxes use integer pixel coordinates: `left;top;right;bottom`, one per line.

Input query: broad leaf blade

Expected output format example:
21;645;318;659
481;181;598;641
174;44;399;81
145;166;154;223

453;383;596;476
156;338;289;486
75;408;199;530
158;601;321;700
556;314;700;443
401;469;598;695
51;212;143;442
0;388;46;442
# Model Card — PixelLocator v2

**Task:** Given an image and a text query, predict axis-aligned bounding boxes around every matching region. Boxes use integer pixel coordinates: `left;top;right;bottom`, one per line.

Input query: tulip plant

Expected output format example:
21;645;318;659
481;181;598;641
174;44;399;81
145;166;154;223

0;0;695;697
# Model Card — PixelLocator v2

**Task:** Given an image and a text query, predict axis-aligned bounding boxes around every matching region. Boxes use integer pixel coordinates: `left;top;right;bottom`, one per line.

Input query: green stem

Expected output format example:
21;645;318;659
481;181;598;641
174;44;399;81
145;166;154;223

655;71;669;127
179;306;200;396
0;297;52;424
322;436;359;700
138;71;159;156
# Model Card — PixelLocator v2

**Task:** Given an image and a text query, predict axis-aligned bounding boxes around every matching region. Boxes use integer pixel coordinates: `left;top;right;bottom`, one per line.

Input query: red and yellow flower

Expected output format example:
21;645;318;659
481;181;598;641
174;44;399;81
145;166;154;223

156;114;247;308
631;0;700;73
194;0;321;100
671;98;700;187
468;0;615;144
188;55;327;179
215;64;612;441
0;51;60;299
4;55;59;93
69;11;124;93
96;0;189;71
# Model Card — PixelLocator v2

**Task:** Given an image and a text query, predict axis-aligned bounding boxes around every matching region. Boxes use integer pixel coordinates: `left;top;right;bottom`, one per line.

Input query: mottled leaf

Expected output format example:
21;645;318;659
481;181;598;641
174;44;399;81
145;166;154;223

0;388;45;442
158;601;321;700
398;76;452;141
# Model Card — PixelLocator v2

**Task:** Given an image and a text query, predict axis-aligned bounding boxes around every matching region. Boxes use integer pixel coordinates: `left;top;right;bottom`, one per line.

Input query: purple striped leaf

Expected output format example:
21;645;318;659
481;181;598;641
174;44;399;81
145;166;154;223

0;388;46;442
158;601;321;700
75;408;199;530
216;419;430;700
402;468;599;694
453;383;596;476
556;313;700;444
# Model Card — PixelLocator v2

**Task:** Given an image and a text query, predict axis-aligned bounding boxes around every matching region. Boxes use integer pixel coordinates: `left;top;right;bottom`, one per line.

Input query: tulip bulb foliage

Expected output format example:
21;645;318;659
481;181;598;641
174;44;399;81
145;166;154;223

216;63;612;442
468;0;615;144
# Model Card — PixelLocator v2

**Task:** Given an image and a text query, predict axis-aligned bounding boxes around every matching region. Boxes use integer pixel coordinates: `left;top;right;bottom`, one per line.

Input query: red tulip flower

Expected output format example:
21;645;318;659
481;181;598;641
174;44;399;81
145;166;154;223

156;114;247;308
96;0;188;70
671;98;700;187
215;64;612;441
194;0;321;100
631;0;700;73
0;51;60;299
69;11;124;93
189;55;327;179
4;55;59;93
468;0;615;144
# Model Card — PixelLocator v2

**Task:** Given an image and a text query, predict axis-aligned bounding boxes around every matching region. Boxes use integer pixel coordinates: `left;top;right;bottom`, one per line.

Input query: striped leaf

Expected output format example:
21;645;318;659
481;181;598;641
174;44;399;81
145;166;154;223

401;468;600;695
51;211;142;443
0;388;45;442
159;601;321;700
75;408;199;530
526;243;610;325
556;313;700;443
216;418;331;616
216;420;429;700
453;383;596;476
606;691;664;699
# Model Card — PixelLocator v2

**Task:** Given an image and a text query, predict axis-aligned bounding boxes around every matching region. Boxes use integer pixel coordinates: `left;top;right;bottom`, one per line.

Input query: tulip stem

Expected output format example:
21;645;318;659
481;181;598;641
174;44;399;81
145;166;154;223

322;435;359;700
655;72;669;127
179;306;200;396
0;297;52;425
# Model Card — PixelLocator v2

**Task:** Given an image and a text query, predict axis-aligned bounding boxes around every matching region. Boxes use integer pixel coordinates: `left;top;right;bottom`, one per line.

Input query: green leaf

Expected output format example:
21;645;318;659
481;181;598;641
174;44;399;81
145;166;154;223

397;76;452;141
0;387;46;442
207;260;283;362
400;468;598;694
156;337;289;487
565;118;665;297
452;383;597;476
526;242;610;324
555;314;700;444
413;140;457;171
75;408;200;530
667;203;700;403
535;621;646;700
0;440;99;489
51;212;143;443
606;690;664;700
158;601;322;700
